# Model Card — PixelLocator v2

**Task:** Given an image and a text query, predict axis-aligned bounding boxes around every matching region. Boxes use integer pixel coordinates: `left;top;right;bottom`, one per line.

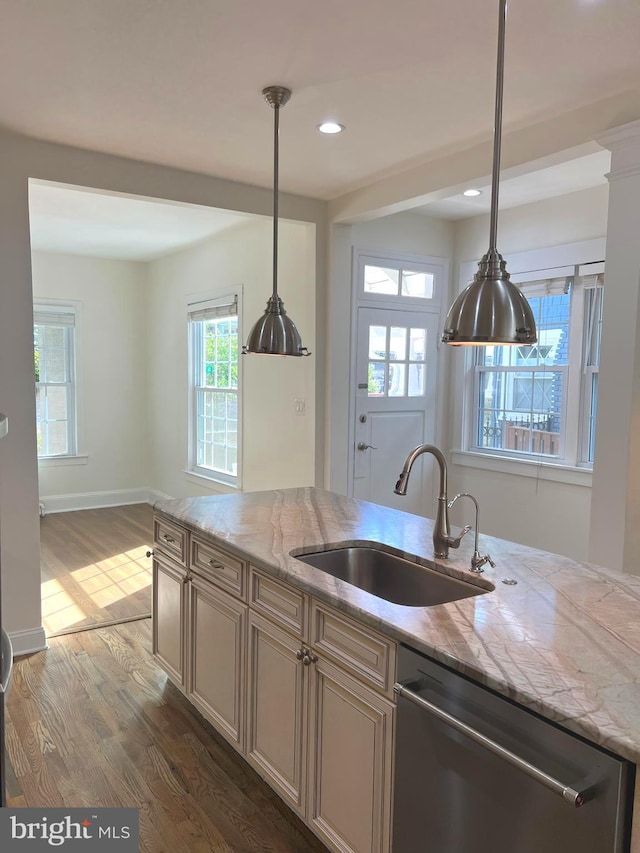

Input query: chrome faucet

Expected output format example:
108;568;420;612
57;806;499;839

394;444;470;559
448;492;496;573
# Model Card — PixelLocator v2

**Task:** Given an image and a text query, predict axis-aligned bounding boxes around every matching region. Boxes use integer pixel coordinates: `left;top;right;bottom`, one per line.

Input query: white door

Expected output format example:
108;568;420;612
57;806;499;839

353;307;439;516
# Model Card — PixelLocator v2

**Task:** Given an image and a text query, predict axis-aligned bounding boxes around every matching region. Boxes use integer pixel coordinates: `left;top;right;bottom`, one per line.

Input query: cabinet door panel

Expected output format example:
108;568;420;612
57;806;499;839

308;658;395;853
189;576;247;749
152;556;186;686
246;612;307;816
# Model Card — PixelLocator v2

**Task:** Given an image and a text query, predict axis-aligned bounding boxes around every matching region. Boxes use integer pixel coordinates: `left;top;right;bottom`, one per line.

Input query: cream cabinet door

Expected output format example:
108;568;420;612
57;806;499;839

188;574;247;750
152;555;187;687
246;611;308;817
308;657;395;853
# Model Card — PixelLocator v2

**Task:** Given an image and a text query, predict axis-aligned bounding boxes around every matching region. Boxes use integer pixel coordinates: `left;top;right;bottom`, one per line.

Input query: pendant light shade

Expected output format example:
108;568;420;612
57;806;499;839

442;0;537;347
243;86;310;357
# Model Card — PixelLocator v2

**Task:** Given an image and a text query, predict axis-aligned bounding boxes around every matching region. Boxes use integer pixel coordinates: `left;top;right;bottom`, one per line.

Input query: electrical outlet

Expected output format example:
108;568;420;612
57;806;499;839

294;397;306;415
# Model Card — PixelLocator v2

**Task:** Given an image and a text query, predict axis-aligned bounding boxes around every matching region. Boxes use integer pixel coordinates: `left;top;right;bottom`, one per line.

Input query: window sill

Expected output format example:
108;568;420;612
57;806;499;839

450;450;592;487
38;454;88;468
183;469;241;493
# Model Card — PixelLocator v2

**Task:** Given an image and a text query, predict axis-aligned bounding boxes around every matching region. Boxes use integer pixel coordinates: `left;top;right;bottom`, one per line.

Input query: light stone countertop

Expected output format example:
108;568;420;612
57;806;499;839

154;486;640;765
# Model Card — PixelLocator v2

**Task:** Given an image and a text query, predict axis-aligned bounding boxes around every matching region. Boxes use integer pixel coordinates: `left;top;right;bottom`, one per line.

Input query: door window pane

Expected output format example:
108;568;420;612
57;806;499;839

368;326;387;359
388;363;406;397
409;329;426;361
389;327;407;361
408;364;425;397
368;362;387;396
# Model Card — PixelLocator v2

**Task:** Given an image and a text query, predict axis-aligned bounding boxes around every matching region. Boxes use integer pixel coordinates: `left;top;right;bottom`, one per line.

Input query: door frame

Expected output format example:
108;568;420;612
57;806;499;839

346;248;450;498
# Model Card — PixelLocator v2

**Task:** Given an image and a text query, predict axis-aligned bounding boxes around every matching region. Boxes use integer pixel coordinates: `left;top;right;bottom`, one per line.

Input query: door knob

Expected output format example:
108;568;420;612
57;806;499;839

357;442;377;451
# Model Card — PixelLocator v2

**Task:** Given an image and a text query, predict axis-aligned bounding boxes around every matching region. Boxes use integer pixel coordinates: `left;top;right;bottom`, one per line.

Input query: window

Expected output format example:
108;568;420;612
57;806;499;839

34;305;77;458
363;264;434;299
470;270;604;468
188;294;240;485
356;252;444;308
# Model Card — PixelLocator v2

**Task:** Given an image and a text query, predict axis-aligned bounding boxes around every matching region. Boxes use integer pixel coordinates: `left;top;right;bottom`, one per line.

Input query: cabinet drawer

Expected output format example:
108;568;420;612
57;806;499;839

191;535;247;600
154;516;188;567
249;567;309;640
311;601;396;697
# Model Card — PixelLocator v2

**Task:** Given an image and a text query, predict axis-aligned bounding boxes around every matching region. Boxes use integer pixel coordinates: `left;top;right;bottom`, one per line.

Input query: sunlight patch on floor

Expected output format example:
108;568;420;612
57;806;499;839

41;546;151;634
72;546;151;608
41;578;87;634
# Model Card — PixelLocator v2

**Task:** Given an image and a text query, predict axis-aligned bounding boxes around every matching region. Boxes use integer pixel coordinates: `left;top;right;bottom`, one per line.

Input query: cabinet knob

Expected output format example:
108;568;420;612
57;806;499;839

296;648;305;661
146;550;154;558
302;650;318;667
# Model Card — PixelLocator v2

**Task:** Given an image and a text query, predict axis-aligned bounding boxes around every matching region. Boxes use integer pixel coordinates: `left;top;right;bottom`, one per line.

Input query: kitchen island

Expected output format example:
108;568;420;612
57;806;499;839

153;487;640;852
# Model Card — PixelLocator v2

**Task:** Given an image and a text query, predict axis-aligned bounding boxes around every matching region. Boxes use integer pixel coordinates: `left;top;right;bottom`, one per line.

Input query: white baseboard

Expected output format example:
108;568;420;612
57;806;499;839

40;487;173;515
9;625;48;657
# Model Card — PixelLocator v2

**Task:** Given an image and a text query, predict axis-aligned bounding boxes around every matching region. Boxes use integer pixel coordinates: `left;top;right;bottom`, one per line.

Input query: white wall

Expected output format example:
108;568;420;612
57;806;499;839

32;252;150;502
454;184;609;261
447;184;610;560
146;217;316;498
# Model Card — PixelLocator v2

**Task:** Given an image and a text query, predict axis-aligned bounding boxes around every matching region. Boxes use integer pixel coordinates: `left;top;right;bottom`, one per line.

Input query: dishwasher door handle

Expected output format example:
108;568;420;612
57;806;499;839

394;681;586;808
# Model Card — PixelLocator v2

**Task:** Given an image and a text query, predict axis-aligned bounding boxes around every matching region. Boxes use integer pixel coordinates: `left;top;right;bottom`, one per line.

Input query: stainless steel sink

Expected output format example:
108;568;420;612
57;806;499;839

292;545;491;607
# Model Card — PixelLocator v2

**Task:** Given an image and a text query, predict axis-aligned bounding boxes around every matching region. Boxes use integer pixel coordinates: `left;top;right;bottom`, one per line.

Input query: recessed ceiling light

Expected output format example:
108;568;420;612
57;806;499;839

317;122;345;134
462;189;482;197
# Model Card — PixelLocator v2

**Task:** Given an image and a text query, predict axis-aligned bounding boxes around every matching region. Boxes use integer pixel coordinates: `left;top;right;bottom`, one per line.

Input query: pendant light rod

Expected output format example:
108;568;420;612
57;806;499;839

263;86;291;300
271;95;280;299
488;0;507;252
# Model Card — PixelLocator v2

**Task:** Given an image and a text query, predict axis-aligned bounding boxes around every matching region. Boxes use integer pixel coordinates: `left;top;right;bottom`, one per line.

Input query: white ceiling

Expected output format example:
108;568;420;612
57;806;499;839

2;0;639;203
28;182;253;261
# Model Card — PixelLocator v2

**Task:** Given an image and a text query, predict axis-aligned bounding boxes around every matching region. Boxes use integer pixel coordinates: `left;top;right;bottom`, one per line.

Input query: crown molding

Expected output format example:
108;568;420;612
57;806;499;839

595;119;640;182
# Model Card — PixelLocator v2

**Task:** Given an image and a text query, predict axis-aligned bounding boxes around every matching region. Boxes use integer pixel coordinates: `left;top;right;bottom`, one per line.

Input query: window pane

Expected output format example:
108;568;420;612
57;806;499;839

588;372;598;463
409;329;425;361
47;420;69;456
389;327;407;361
477;373;504;450
408;364;425;397
364;265;399;295
368;362;386;396
389;363;406;397
368;325;387;359
401;271;434;299
478;370;563;458
34;315;74;457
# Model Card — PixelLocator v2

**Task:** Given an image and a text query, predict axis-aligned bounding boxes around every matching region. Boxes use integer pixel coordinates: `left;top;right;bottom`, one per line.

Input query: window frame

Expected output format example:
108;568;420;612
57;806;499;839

34;302;79;460
187;291;241;489
463;266;603;472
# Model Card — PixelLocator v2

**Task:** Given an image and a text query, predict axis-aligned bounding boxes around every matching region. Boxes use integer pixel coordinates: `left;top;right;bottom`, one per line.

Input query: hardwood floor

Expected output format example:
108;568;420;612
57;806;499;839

40;504;154;637
5;619;328;853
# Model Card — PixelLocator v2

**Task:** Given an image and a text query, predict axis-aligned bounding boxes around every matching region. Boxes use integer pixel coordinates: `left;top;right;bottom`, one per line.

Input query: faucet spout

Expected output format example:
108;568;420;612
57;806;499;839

394;444;459;559
447;492;495;573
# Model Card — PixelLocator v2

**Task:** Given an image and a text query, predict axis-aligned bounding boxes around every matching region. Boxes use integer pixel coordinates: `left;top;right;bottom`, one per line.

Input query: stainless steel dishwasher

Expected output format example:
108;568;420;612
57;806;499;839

393;645;634;853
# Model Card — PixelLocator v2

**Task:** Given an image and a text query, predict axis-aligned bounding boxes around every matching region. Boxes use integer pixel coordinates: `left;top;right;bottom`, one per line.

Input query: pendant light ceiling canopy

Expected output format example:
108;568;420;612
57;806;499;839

442;0;537;347
243;86;310;357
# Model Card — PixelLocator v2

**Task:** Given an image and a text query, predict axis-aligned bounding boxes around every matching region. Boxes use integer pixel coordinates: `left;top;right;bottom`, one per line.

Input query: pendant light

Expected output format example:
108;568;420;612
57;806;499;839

442;0;537;346
243;86;311;357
